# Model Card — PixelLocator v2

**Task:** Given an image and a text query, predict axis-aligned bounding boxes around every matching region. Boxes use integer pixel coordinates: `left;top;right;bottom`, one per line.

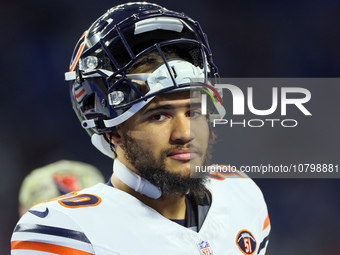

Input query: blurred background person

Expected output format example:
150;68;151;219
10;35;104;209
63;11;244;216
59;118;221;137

18;160;105;216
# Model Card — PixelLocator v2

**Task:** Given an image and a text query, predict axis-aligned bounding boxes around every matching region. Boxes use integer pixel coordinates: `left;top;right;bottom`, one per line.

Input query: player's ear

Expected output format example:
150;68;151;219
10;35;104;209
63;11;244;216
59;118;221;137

106;127;123;146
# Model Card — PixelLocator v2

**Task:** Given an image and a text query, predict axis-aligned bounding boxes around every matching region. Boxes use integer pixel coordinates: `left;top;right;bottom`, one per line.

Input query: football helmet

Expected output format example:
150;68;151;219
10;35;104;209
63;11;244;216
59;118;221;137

65;2;225;157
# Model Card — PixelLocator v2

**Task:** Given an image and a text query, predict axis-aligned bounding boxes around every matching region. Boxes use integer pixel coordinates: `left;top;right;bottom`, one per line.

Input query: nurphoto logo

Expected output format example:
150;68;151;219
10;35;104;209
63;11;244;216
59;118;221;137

201;82;312;128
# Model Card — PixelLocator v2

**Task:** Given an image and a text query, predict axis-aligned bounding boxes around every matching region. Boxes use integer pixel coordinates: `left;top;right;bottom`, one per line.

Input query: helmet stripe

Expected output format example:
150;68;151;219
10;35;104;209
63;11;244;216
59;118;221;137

69;42;85;72
69;32;87;72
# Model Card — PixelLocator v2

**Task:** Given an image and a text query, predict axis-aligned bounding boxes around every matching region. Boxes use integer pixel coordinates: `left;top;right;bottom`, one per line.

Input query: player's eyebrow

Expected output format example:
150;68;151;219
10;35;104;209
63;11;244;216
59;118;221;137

143;102;201;115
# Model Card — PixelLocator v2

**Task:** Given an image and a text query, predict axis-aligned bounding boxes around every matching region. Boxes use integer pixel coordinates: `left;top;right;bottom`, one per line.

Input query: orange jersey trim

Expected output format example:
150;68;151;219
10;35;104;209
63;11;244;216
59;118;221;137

207;164;243;181
263;214;270;230
11;240;94;255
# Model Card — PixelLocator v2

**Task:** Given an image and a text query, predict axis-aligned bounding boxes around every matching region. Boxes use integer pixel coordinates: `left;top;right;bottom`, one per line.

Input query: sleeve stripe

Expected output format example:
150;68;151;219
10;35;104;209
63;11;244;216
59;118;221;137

257;235;269;254
11;241;94;255
14;224;90;244
262;214;270;230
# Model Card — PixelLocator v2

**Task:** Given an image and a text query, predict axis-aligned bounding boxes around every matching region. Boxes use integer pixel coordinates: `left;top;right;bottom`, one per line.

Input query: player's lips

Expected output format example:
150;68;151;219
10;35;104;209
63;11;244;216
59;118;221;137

167;149;197;161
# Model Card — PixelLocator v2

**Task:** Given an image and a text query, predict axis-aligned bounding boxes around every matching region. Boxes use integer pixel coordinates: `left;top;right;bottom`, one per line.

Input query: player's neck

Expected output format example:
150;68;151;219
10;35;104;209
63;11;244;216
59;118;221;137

144;193;187;220
111;174;186;220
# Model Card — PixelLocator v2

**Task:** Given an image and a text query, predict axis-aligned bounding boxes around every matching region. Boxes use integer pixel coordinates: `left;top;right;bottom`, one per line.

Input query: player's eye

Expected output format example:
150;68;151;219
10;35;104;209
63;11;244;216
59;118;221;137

187;110;201;118
151;114;166;121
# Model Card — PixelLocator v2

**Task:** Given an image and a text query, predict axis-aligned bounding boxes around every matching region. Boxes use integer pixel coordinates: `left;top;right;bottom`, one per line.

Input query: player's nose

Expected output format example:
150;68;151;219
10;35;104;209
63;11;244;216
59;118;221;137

170;115;193;145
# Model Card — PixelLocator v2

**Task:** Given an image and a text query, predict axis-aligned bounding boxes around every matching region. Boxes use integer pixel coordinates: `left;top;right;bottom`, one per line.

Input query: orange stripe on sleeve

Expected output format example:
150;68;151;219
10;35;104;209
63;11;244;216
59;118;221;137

263;214;270;230
11;241;94;255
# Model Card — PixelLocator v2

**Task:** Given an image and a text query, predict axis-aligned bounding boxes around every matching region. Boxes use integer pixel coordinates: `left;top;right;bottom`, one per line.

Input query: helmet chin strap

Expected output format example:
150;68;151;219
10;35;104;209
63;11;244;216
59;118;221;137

113;159;162;199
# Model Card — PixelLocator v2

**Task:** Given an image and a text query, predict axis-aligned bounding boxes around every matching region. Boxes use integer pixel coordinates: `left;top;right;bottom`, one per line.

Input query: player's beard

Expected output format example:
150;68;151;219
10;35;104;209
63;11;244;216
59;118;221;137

121;132;213;197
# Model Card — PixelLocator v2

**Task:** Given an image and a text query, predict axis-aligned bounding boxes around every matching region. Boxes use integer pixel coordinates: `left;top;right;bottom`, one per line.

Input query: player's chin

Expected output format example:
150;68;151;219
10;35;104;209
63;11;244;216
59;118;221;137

167;158;203;177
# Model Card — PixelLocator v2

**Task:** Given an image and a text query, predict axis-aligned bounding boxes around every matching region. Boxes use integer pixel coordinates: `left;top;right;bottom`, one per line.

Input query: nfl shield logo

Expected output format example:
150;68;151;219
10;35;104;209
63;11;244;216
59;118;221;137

198;241;213;255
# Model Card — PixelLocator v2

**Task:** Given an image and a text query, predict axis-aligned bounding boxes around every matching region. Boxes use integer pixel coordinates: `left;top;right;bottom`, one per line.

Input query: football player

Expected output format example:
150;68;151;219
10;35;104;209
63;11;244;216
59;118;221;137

11;2;270;254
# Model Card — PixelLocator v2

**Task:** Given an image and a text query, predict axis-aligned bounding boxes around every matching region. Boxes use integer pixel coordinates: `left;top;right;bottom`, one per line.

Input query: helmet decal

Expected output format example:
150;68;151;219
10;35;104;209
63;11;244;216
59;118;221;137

69;32;86;72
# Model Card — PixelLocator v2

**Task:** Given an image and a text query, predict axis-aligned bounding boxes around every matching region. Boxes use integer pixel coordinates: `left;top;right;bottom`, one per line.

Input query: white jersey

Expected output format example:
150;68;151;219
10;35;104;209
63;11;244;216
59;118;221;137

11;173;270;255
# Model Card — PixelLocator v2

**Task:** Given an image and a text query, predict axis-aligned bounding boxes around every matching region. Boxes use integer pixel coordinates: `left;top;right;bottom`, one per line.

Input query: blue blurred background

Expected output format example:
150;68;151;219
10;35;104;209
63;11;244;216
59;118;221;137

1;0;339;254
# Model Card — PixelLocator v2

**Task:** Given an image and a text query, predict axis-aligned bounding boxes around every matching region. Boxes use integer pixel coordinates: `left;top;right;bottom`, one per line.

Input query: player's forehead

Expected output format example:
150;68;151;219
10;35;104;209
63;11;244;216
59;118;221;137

142;90;202;112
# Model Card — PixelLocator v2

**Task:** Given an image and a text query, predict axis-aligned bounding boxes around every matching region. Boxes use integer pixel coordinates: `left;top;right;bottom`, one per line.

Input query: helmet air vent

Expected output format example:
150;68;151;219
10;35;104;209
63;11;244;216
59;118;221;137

134;17;184;35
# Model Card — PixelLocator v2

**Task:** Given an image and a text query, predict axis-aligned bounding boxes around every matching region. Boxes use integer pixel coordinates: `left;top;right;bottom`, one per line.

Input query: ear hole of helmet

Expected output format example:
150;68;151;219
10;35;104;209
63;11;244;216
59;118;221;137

83;93;95;111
